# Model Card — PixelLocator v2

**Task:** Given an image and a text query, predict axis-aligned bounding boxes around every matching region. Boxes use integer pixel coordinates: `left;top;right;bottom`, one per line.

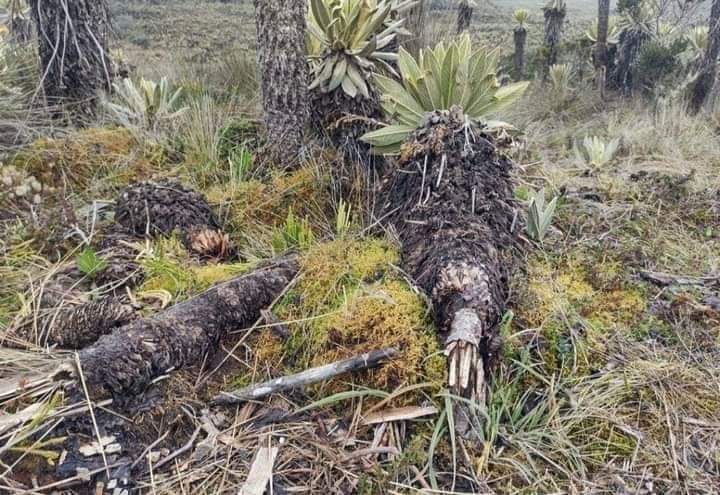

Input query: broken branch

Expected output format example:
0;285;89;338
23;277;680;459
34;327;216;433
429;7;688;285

213;347;399;405
639;270;720;287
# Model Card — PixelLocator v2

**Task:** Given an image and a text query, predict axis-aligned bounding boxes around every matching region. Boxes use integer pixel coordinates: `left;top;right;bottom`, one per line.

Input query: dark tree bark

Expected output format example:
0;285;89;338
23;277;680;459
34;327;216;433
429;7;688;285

456;0;474;34
611;27;649;93
513;27;527;80
402;0;426;55
253;0;309;168
310;80;384;174
543;2;566;76
75;257;299;400
115;180;221;238
689;0;720;113
378;107;518;436
594;0;610;97
27;0;112;117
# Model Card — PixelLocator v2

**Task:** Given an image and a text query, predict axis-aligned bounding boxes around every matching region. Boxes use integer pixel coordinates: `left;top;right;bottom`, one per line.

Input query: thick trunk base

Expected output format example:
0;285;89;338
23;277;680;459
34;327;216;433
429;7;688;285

28;0;112;118
310;87;384;173
253;0;309;168
543;8;565;76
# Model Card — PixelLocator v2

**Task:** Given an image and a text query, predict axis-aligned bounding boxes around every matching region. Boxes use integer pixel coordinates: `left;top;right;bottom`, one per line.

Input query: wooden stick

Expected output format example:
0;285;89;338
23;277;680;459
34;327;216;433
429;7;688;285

639;270;720;287
213;348;399;405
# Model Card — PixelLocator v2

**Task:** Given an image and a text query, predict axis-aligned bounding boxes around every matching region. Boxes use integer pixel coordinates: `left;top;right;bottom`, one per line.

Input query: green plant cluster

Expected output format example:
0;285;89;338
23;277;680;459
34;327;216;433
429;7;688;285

362;34;529;153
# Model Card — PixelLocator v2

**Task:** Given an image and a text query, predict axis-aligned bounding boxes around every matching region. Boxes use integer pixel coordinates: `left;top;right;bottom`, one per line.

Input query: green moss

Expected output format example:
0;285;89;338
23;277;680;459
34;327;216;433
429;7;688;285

294;238;399;312
514;185;531;202
585;288;646;329
206;165;328;230
518;258;595;328
7;128;161;192
139;236;253;298
141;256;195;298
191;262;253;291
309;280;445;394
249;238;444;402
518;255;650;376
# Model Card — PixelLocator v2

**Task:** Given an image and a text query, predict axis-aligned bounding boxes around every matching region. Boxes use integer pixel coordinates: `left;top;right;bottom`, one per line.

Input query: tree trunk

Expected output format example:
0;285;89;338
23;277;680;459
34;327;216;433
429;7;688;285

378;107;518;436
611;27;648;93
253;0;309;168
513;27;527;80
594;0;610;97
74;256;299;400
543;6;566;77
456;0;473;34
310;81;383;173
689;0;720;113
27;0;112;117
402;0;426;55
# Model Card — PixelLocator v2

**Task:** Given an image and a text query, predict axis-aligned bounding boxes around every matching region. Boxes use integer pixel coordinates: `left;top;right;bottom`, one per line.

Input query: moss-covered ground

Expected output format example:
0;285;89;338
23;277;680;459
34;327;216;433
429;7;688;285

1;2;720;493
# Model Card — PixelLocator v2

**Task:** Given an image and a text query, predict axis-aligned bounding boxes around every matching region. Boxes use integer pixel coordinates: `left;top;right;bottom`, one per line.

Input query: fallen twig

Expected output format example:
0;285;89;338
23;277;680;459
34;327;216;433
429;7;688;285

151;425;202;472
639;270;720;287
213;347;399;405
361;405;438;425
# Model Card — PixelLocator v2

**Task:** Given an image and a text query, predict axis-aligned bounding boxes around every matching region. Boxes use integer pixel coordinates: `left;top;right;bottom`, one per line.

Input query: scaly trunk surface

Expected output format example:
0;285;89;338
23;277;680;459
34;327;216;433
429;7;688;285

76;256;299;400
378;107;517;435
253;0;309;168
594;0;610;96
310;85;383;172
513;27;527;80
689;0;720;112
543;6;566;76
456;0;473;34
612;27;648;93
27;0;112;117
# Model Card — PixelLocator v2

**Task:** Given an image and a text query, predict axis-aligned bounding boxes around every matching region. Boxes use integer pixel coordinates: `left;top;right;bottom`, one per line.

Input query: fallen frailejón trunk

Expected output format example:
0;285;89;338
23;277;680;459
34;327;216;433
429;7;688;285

378;108;517;432
74;256;298;399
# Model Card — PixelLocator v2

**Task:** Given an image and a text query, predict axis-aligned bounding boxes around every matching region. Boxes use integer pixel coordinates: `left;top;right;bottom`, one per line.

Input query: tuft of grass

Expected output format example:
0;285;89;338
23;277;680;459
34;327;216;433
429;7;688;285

206;164;330;257
271;208;316;254
178;93;235;186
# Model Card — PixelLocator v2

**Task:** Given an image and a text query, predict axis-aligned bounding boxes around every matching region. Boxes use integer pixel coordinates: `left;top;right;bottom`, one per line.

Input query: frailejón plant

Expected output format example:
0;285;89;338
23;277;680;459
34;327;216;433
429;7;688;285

527;189;558;243
361;34;529;153
574;135;620;169
306;0;415;98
